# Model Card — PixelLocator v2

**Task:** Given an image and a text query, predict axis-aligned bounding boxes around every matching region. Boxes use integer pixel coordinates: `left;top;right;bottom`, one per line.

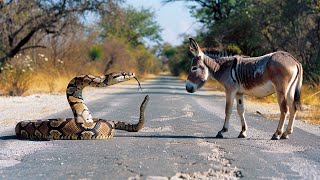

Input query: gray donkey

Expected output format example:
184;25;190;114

186;38;303;140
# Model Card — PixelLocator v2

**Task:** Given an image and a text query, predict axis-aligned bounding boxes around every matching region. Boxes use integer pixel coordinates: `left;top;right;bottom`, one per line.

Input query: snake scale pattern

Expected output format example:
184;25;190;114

15;71;149;140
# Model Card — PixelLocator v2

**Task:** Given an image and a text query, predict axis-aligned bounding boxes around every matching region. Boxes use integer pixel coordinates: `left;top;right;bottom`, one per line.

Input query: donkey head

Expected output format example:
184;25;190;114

186;38;209;93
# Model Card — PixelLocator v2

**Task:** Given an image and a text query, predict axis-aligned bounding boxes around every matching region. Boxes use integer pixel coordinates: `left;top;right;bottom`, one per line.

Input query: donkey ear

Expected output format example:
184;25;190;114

189;38;202;56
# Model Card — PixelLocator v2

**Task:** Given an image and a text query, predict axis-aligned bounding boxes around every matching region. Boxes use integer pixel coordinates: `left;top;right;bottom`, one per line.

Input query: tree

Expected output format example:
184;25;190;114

163;0;244;22
0;0;118;71
89;45;103;61
160;38;193;75
100;5;162;47
97;4;163;75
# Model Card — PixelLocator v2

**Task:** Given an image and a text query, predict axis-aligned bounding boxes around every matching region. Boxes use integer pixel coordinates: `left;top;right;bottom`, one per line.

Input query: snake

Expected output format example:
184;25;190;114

15;71;149;140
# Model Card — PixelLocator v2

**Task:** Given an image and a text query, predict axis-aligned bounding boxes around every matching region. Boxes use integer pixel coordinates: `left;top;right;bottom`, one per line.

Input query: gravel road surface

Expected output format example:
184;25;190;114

0;74;319;180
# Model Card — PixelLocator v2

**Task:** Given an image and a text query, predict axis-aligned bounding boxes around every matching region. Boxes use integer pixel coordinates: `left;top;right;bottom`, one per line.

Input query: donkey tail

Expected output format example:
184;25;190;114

294;63;303;111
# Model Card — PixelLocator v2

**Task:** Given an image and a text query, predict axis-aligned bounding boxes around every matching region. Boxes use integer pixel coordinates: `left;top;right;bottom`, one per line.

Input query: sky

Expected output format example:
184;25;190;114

125;0;199;46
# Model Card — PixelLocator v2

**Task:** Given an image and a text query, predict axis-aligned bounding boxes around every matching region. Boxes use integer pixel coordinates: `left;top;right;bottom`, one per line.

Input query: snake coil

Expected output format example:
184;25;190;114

15;72;149;140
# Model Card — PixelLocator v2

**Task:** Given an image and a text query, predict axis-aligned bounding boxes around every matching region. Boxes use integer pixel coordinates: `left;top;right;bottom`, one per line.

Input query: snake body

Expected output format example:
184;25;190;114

15;72;149;140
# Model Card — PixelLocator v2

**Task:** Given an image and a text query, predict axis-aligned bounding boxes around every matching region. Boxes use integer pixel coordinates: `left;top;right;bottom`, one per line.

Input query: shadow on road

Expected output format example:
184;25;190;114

0;135;18;140
110;91;221;97
114;134;239;140
0;135;52;141
108;86;187;91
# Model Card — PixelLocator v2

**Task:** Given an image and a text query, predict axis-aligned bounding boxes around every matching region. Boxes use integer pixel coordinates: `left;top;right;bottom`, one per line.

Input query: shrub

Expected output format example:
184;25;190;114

0;54;33;96
89;45;103;61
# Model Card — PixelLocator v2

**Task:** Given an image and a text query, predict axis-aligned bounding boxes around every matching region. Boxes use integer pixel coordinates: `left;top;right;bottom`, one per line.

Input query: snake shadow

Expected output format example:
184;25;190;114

0;134;241;140
0;135;51;141
0;135;18;140
0;134;215;140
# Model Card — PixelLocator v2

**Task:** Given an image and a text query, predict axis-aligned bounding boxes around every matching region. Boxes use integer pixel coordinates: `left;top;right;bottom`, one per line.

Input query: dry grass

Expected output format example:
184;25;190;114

27;73;71;94
299;85;320;124
14;70;156;95
301;85;320;105
240;85;320;125
0;66;153;96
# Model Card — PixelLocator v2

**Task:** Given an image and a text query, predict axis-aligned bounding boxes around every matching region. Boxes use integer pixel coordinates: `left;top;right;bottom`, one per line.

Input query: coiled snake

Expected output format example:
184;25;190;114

15;71;149;140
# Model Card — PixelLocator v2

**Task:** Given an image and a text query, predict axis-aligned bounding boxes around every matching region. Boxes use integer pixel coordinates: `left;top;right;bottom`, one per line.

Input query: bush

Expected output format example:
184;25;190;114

89;45;103;61
0;54;33;96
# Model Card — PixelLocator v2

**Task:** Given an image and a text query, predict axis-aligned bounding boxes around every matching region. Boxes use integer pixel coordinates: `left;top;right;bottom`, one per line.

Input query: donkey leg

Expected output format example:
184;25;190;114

216;91;236;138
281;87;297;139
271;92;288;140
281;108;296;139
236;94;247;138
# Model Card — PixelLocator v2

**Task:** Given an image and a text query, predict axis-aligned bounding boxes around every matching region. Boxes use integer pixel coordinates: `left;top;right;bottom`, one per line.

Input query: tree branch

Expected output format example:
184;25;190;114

0;0;13;9
1;0;109;63
20;45;46;51
7;29;37;58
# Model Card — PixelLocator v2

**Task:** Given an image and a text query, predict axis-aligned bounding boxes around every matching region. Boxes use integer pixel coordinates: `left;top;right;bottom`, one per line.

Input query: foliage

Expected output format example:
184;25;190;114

0;54;33;96
160;39;193;75
100;5;162;47
89;45;103;61
0;0;115;70
0;0;163;95
95;37;161;75
226;44;242;55
95;2;163;75
134;45;161;74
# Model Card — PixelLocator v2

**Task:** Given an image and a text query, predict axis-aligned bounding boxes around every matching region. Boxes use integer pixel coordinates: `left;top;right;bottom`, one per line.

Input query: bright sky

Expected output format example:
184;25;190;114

125;0;199;46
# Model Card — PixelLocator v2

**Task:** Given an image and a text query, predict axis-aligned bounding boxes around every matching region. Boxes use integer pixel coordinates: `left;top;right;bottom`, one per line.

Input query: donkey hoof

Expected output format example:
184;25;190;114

238;133;247;138
216;133;224;138
271;134;280;140
280;134;289;139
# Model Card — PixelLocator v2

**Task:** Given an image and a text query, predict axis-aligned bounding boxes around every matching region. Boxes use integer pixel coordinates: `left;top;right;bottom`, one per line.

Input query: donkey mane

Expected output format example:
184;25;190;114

201;48;239;58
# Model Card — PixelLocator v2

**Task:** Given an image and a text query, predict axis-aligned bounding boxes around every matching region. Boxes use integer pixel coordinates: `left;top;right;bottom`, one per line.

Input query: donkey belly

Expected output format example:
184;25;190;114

239;80;275;97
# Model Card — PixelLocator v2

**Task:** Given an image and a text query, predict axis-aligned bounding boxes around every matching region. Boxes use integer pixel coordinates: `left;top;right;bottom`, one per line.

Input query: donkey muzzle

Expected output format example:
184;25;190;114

186;86;195;93
186;80;196;93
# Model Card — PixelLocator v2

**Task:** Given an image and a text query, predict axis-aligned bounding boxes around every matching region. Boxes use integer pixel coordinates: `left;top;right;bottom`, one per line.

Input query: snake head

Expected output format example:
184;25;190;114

106;71;135;85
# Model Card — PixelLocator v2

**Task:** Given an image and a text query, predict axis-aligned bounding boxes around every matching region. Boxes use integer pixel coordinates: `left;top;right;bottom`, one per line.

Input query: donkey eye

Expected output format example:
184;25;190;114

191;66;198;71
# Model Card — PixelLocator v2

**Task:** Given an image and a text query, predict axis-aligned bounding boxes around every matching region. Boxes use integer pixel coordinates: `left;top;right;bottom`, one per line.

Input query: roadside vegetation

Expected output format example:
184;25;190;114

0;0;162;95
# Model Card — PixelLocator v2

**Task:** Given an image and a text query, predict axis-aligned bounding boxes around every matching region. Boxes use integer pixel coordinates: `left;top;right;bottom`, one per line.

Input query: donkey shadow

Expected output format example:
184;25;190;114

114;134;240;140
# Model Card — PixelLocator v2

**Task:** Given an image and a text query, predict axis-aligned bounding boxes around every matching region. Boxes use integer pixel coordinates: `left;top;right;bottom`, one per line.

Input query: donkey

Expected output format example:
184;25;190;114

186;38;303;140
